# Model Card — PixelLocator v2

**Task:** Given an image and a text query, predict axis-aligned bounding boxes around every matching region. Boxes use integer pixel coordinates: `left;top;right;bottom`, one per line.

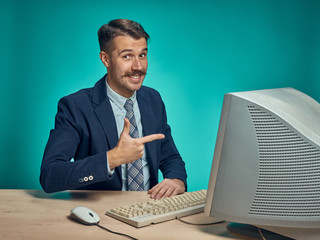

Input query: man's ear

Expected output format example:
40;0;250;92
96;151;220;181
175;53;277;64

99;51;110;68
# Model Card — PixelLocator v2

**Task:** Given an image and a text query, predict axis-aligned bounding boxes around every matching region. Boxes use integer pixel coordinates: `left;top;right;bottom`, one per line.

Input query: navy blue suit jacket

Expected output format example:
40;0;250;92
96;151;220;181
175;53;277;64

40;76;187;193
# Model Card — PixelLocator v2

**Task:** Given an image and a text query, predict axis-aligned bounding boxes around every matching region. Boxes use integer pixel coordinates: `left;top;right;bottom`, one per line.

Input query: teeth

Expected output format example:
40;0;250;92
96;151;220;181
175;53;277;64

131;75;140;79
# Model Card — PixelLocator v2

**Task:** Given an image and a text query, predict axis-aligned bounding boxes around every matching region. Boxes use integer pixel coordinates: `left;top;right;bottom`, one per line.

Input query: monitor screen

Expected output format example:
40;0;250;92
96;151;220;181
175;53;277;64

204;88;320;239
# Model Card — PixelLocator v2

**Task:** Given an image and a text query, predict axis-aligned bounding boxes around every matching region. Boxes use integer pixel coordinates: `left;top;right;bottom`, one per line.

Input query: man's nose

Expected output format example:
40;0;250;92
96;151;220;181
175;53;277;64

131;57;143;71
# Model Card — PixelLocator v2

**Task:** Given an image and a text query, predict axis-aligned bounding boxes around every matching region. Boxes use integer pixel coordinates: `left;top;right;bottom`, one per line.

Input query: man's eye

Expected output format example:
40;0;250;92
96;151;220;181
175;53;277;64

122;55;131;59
140;53;147;58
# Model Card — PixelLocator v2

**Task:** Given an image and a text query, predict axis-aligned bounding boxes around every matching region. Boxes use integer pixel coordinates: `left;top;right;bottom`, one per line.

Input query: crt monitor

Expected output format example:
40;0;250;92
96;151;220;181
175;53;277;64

204;88;320;240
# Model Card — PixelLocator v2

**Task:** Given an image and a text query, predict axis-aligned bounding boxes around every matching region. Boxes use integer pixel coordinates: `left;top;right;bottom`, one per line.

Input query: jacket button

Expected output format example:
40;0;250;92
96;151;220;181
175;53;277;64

79;178;84;183
84;177;88;182
89;175;93;181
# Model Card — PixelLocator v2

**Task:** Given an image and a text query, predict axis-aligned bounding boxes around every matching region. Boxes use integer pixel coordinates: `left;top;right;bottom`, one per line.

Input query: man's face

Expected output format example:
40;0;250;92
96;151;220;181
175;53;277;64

101;35;148;98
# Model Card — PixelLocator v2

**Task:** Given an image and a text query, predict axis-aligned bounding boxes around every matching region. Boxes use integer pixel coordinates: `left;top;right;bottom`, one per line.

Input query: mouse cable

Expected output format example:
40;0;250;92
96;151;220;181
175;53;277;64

95;223;138;240
258;227;267;240
177;217;225;226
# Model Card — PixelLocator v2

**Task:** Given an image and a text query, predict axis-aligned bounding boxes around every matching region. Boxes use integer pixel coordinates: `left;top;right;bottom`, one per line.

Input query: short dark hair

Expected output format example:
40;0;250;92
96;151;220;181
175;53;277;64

98;19;150;53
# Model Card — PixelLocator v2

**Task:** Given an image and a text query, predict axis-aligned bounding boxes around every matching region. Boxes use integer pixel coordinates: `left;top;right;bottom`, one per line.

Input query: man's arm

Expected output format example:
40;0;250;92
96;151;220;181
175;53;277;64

40;97;111;193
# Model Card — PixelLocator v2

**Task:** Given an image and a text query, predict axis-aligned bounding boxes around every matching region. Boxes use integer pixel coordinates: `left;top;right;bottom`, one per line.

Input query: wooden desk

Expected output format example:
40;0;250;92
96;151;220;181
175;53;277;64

0;190;238;240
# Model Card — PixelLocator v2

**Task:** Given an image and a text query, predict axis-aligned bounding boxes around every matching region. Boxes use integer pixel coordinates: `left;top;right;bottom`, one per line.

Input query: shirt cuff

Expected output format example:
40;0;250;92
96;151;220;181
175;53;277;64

106;152;115;176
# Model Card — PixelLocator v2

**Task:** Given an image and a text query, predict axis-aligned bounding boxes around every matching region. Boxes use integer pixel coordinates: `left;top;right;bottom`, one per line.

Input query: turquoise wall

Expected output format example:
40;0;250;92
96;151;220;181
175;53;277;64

0;0;319;191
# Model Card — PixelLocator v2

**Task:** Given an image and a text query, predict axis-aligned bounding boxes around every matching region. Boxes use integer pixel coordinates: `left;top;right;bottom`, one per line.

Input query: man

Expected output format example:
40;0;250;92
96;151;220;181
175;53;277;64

40;19;187;199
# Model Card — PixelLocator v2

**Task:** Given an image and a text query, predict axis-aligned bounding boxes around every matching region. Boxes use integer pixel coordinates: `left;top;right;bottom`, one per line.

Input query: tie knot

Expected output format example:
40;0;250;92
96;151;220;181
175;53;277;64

124;99;134;112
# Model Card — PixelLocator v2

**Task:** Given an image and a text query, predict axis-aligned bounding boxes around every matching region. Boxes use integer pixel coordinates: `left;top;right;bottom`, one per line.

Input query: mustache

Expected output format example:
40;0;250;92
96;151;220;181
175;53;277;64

124;70;147;77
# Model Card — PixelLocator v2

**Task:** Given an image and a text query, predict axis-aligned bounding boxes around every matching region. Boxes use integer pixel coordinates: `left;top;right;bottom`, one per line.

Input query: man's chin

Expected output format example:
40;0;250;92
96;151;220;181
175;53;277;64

130;83;143;91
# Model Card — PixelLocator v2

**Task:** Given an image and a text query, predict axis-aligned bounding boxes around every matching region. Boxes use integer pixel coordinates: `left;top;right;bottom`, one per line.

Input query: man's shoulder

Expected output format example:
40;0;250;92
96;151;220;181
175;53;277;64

59;76;106;105
60;87;93;103
137;86;165;111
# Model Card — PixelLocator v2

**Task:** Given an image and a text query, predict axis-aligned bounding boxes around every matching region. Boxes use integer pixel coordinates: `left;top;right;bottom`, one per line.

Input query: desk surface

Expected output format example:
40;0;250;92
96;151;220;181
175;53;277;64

0;190;240;240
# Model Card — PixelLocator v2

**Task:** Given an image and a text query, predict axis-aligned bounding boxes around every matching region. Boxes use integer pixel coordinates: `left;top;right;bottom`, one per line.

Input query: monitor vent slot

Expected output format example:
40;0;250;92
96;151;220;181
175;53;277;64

247;106;320;217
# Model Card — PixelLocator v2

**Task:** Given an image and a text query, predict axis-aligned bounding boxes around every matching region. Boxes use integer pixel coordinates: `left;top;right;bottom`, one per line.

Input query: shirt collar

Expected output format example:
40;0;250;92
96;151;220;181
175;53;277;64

105;77;137;110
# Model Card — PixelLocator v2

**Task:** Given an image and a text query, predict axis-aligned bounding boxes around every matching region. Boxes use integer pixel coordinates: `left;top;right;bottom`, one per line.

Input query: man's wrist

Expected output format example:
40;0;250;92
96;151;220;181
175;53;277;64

107;148;118;170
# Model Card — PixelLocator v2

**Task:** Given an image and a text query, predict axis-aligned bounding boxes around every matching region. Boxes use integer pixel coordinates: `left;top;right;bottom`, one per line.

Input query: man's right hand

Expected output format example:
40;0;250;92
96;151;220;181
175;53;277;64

107;118;165;169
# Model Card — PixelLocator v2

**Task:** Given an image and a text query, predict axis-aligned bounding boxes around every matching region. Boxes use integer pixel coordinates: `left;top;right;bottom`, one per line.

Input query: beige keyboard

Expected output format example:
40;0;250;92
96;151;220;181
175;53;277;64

106;189;206;227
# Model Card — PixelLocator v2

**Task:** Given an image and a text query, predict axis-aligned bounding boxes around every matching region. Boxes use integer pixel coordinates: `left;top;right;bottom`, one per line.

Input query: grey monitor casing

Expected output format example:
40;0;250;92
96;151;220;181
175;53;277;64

205;88;320;230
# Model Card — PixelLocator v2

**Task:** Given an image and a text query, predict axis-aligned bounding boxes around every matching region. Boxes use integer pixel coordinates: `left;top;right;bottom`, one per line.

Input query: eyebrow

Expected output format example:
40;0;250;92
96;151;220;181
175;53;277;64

119;48;148;54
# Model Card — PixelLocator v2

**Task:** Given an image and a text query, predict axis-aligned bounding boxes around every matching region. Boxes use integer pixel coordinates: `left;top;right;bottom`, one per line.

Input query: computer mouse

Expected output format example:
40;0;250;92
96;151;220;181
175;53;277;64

70;206;100;225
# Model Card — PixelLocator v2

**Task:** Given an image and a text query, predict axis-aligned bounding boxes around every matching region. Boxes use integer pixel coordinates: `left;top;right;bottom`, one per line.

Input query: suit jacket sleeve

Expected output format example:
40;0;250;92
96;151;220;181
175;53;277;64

158;98;188;190
40;96;111;193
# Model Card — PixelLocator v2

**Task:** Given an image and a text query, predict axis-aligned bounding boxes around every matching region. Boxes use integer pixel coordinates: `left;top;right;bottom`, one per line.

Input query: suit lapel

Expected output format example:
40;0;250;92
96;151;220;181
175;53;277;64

92;76;121;177
94;100;119;150
92;76;119;149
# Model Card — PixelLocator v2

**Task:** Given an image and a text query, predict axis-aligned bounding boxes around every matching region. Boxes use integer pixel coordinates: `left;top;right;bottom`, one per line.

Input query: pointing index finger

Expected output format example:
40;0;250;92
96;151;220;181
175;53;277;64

139;134;165;144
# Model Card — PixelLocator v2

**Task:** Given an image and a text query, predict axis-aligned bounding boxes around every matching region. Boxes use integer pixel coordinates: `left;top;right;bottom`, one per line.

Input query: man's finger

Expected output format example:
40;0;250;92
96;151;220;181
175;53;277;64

140;134;165;144
148;183;162;199
122;118;130;135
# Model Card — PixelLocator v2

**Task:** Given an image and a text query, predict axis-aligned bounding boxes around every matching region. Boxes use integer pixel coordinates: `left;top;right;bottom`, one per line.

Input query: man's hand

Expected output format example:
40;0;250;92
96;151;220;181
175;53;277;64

108;118;165;169
148;178;185;199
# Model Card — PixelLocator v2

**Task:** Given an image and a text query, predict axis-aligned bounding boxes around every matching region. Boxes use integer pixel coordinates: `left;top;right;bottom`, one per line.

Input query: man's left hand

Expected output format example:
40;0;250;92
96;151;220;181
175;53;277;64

148;178;185;199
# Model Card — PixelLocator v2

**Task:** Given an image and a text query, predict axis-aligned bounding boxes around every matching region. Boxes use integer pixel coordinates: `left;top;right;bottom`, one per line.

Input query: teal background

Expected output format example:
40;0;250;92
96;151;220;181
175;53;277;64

0;0;319;192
